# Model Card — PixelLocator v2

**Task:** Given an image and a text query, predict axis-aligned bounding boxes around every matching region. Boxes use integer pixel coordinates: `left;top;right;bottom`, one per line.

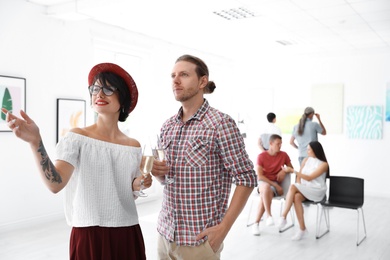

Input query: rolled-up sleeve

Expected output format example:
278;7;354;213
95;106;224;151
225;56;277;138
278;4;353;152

218;116;257;187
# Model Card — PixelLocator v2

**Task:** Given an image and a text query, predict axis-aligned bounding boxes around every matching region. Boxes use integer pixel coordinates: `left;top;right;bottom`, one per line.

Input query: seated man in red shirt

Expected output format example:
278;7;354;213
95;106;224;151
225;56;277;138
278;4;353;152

251;134;294;236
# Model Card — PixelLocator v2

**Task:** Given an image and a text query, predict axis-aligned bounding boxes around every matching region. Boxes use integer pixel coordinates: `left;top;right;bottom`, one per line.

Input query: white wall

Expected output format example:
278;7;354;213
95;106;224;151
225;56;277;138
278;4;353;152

0;0;389;228
0;1;92;228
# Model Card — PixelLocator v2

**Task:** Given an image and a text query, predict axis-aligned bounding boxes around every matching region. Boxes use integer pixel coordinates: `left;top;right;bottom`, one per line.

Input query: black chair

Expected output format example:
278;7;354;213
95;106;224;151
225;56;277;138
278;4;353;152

319;176;367;246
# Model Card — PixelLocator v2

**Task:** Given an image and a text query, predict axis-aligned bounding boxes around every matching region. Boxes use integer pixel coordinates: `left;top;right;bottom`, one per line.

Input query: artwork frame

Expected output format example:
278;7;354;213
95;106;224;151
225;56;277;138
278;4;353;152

0;75;26;132
56;98;86;143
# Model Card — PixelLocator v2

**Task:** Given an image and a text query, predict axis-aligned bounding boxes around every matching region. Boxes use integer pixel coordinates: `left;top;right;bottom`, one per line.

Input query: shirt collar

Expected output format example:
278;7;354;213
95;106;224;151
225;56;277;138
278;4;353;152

175;99;209;123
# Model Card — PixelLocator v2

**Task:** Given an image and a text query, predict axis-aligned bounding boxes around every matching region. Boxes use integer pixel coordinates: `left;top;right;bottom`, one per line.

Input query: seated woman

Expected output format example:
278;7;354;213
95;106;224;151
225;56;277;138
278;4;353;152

278;141;329;240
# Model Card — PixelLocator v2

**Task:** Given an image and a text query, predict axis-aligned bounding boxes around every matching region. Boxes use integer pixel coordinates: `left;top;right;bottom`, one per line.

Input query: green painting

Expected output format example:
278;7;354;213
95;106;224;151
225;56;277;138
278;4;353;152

0;76;26;131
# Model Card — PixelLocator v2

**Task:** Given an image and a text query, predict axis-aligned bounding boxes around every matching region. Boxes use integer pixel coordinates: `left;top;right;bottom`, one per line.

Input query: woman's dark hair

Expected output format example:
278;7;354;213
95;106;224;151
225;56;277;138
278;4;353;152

176;54;216;94
309;141;330;177
92;72;131;122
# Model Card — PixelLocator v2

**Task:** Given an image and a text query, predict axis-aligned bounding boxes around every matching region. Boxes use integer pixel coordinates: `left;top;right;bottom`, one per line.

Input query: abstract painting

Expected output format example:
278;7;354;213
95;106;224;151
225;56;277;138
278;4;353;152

386;83;390;122
0;75;26;132
346;105;382;139
311;83;344;134
56;98;86;143
278;107;302;134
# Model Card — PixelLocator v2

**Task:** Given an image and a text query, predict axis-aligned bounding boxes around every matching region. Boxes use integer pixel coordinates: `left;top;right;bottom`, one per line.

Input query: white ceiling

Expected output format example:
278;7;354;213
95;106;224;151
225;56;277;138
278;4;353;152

28;0;390;58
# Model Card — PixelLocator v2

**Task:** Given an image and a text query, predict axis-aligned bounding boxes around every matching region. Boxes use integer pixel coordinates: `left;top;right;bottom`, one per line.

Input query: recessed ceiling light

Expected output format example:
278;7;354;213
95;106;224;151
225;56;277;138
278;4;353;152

213;7;256;20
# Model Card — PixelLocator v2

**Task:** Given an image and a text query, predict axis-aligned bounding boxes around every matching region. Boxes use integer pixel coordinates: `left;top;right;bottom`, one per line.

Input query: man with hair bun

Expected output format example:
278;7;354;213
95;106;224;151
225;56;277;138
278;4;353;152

152;54;257;259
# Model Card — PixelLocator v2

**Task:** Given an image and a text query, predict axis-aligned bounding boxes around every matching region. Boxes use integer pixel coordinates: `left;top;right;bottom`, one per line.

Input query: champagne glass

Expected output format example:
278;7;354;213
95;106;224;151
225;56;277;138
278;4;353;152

152;135;174;185
134;144;154;197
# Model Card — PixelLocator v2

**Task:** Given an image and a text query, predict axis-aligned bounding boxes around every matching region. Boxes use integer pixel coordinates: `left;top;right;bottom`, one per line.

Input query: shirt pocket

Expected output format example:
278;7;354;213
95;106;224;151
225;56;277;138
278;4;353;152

185;137;210;168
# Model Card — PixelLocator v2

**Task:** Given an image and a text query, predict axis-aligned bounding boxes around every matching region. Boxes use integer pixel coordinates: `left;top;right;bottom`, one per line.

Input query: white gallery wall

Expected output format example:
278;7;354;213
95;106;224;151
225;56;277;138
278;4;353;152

0;0;389;228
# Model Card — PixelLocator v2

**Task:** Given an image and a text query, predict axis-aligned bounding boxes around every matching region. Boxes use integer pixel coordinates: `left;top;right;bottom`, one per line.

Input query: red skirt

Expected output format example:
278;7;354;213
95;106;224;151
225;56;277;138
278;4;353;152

69;225;146;260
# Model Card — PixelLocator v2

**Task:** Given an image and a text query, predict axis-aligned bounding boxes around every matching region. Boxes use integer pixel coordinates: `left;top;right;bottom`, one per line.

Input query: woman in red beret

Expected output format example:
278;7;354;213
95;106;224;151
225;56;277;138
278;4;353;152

1;63;150;259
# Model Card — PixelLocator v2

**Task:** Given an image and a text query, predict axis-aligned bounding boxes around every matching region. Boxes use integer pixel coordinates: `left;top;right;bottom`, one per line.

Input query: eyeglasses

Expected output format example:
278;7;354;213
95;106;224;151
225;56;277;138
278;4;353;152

88;85;117;96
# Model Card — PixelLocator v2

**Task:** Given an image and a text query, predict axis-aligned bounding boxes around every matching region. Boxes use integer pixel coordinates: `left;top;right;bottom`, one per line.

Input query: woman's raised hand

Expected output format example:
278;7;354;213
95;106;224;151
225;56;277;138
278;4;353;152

1;108;41;145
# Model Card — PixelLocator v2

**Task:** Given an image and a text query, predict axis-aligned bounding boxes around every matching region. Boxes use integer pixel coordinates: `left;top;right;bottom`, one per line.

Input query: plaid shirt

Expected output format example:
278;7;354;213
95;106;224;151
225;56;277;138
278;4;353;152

157;99;256;246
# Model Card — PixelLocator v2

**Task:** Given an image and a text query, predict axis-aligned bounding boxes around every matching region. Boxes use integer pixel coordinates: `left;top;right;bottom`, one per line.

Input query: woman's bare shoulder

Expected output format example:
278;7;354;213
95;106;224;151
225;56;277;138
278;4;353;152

69;127;89;136
69;126;140;148
123;135;141;147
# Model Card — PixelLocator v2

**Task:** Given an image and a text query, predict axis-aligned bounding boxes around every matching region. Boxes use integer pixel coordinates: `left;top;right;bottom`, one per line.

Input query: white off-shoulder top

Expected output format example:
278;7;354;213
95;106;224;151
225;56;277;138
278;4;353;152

56;132;142;227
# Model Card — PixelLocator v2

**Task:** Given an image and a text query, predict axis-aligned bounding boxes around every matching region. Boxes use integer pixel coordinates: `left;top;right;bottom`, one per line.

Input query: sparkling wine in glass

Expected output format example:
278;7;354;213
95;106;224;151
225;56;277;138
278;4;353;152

152;135;174;185
134;145;154;197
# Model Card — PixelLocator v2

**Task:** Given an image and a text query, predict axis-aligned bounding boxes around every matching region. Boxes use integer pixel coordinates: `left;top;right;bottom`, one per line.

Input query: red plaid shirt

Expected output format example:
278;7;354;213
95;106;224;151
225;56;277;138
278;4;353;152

157;99;256;246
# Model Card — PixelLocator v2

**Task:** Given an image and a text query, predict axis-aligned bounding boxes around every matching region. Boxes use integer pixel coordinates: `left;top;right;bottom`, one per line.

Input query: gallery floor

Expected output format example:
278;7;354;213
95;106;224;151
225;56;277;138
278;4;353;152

0;191;389;260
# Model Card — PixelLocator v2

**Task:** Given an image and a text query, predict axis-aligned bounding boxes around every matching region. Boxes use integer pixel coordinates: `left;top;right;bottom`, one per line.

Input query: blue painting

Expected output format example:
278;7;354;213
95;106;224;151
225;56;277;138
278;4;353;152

386;84;390;122
347;106;382;139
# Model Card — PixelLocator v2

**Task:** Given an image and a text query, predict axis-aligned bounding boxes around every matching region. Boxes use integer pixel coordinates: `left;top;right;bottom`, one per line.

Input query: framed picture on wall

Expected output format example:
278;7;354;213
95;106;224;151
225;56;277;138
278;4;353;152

0;75;26;132
56;98;86;143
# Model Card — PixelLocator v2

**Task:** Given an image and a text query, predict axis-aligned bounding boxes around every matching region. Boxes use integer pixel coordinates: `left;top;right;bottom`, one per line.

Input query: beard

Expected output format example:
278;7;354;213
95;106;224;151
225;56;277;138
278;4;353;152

174;87;200;102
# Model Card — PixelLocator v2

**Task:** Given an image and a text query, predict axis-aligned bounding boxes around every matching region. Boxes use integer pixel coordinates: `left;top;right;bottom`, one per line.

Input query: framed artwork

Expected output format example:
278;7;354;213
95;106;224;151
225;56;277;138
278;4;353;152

346;105;382;139
386;83;390;122
0;75;26;132
311;83;344;134
56;98;86;143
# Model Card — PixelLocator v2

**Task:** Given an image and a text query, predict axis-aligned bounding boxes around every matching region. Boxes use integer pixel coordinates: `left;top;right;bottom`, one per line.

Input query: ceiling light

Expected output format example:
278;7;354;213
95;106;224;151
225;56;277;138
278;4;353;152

213;7;256;20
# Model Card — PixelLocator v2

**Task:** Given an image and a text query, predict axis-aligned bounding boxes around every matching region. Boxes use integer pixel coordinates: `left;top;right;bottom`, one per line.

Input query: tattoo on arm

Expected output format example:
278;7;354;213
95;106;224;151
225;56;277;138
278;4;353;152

37;140;62;184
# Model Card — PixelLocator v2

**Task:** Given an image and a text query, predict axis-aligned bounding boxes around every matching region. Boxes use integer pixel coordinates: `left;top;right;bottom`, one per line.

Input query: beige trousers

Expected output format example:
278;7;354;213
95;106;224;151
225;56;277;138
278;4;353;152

157;234;224;260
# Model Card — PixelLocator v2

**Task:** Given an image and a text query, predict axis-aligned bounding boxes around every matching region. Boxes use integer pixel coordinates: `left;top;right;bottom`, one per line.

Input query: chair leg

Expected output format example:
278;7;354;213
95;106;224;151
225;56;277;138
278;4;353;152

316;204;330;239
279;199;294;233
356;207;367;246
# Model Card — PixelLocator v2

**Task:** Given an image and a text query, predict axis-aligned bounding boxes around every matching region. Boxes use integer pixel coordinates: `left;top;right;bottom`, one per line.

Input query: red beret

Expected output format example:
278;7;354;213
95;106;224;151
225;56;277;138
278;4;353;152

88;63;138;113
